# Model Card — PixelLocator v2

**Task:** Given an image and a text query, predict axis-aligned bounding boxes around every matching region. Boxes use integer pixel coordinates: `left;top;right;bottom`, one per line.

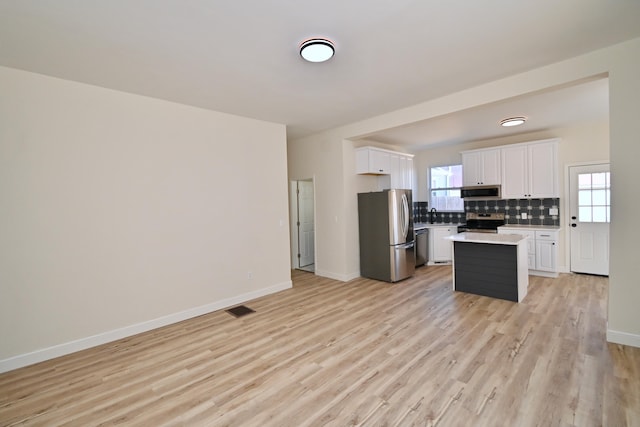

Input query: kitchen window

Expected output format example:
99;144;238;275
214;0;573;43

430;165;463;211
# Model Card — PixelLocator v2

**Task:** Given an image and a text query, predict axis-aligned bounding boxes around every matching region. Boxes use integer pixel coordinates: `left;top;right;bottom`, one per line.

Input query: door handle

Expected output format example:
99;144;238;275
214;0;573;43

571;223;577;227
571;216;577;220
397;242;414;249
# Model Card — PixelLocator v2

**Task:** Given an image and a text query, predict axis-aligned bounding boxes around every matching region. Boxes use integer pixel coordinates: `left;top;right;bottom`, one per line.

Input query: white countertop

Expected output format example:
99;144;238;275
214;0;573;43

415;222;462;230
446;232;528;245
498;224;562;231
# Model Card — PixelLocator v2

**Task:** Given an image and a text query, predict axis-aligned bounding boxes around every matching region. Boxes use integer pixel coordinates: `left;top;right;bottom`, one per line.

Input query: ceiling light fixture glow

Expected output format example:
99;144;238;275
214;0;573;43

300;38;335;63
500;116;527;127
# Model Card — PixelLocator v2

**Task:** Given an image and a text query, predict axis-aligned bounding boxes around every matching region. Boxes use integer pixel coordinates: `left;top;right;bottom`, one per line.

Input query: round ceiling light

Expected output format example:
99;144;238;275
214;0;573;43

500;117;527;127
299;38;335;63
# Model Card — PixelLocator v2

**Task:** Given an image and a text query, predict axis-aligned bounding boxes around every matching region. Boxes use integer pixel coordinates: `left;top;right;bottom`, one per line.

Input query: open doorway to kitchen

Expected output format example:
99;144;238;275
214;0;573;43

290;179;315;272
568;163;610;276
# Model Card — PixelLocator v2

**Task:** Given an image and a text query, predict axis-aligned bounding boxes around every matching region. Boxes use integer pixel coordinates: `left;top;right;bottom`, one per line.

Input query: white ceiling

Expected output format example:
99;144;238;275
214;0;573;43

367;77;611;150
1;1;639;144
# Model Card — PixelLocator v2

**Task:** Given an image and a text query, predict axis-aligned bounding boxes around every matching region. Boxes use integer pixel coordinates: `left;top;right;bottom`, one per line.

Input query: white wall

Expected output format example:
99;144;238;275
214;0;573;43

289;37;640;347
287;132;355;280
412;119;610;271
0;66;292;371
608;40;640;347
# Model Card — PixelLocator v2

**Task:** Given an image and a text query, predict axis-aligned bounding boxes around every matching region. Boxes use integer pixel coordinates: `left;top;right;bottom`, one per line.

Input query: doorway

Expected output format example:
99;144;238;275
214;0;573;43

568;163;610;275
291;179;315;272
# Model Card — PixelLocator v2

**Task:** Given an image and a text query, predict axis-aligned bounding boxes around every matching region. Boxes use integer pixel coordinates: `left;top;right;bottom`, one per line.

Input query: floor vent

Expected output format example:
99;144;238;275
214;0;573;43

225;305;255;318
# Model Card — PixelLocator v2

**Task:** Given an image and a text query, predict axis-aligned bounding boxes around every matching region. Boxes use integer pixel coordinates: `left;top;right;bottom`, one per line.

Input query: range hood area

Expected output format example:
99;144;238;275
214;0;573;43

460;185;501;200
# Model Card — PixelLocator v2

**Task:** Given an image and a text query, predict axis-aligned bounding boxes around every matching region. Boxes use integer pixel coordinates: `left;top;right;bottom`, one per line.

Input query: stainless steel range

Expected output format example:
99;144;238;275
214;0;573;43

457;212;505;233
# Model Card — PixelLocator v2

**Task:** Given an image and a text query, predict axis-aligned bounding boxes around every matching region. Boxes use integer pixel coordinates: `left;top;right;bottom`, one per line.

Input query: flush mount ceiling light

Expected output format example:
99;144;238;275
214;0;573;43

299;38;335;63
500;116;527;127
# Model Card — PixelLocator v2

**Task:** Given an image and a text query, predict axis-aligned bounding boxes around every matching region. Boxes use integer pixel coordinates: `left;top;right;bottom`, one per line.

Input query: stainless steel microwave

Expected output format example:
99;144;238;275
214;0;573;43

460;185;501;200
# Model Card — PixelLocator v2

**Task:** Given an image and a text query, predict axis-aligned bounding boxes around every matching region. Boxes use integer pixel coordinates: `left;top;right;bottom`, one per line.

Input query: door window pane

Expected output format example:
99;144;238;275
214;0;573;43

578;174;592;189
577;172;611;223
579;190;592;205
592;189;606;205
579;206;592;222
592;172;607;188
592;206;607;222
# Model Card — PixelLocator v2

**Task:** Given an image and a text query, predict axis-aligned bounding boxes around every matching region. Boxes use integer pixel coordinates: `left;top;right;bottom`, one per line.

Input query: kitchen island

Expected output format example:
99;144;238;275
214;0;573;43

445;232;529;302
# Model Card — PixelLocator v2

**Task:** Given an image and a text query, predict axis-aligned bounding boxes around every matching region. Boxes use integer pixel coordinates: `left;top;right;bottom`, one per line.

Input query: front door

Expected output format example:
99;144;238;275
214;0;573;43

569;164;610;275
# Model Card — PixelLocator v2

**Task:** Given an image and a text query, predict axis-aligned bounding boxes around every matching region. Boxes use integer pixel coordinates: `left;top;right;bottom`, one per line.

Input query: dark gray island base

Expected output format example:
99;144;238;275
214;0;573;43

446;232;529;302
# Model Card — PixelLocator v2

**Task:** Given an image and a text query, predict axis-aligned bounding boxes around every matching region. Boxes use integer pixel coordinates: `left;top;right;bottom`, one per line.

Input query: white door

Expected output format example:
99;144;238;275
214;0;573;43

569;164;610;275
297;180;315;269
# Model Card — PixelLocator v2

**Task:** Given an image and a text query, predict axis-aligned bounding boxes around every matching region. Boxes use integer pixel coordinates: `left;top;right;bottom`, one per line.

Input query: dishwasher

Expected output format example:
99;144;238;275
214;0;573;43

414;228;428;266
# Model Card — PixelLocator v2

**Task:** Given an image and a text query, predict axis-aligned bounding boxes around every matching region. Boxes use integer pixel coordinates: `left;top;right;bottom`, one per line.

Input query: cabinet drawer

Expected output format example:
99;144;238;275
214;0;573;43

499;228;535;239
535;230;558;241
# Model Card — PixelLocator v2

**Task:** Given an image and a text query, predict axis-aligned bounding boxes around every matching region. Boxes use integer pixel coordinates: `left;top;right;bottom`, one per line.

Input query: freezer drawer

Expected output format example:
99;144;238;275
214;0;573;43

390;242;416;282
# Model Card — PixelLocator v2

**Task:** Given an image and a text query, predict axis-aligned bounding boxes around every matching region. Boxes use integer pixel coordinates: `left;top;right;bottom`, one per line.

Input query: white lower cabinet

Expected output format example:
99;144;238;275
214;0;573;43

429;226;458;263
535;230;558;272
498;227;559;277
505;229;536;269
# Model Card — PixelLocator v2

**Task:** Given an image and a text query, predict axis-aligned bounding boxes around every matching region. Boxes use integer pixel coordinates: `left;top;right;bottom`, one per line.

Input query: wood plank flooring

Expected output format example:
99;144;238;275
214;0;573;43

1;266;639;426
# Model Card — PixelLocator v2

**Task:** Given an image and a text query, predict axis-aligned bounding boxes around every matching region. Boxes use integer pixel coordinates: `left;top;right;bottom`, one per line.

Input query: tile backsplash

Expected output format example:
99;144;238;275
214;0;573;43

413;202;429;222
413;198;561;226
413;202;465;224
465;198;560;226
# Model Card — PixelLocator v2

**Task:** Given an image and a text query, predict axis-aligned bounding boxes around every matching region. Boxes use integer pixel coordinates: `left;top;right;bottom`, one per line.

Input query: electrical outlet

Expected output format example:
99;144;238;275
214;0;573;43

549;208;559;216
521;213;527;220
247;271;253;279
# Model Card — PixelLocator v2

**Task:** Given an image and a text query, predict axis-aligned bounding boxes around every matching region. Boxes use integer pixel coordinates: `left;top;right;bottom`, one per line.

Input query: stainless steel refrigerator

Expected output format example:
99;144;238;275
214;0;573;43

357;189;415;282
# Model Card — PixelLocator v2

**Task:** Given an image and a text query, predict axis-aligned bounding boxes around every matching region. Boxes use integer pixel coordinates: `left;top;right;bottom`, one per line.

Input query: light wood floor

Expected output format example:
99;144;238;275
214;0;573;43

1;266;639;426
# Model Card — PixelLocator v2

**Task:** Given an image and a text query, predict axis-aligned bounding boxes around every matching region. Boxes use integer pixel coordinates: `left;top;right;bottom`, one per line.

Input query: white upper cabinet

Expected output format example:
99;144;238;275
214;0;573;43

389;153;401;186
527;141;558;198
356;146;414;192
404;157;414;193
501;145;529;197
501;139;558;199
461;148;501;186
356;146;391;174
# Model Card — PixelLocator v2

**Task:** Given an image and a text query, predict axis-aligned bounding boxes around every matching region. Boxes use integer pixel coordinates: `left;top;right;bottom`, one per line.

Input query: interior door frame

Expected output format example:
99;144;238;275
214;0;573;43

289;177;316;270
563;160;609;274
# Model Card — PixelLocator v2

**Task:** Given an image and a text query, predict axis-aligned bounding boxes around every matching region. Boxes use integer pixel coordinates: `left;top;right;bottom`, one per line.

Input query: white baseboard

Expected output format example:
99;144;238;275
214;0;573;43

0;280;292;374
314;269;359;282
529;270;559;278
607;329;640;348
343;271;360;281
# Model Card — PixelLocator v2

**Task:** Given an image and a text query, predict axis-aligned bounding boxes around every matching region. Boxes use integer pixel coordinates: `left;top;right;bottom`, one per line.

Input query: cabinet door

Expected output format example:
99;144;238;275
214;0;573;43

536;240;557;272
499;228;536;269
397;155;407;189
480;149;501;185
462;152;482;186
431;228;455;262
404;157;414;193
462;149;501;186
528;142;558;198
389;154;401;188
370;149;391;174
355;147;392;174
501;145;528;198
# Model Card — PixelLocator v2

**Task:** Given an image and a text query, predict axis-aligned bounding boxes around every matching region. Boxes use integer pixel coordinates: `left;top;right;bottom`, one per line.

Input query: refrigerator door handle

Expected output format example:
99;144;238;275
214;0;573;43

401;193;409;239
397;242;414;249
